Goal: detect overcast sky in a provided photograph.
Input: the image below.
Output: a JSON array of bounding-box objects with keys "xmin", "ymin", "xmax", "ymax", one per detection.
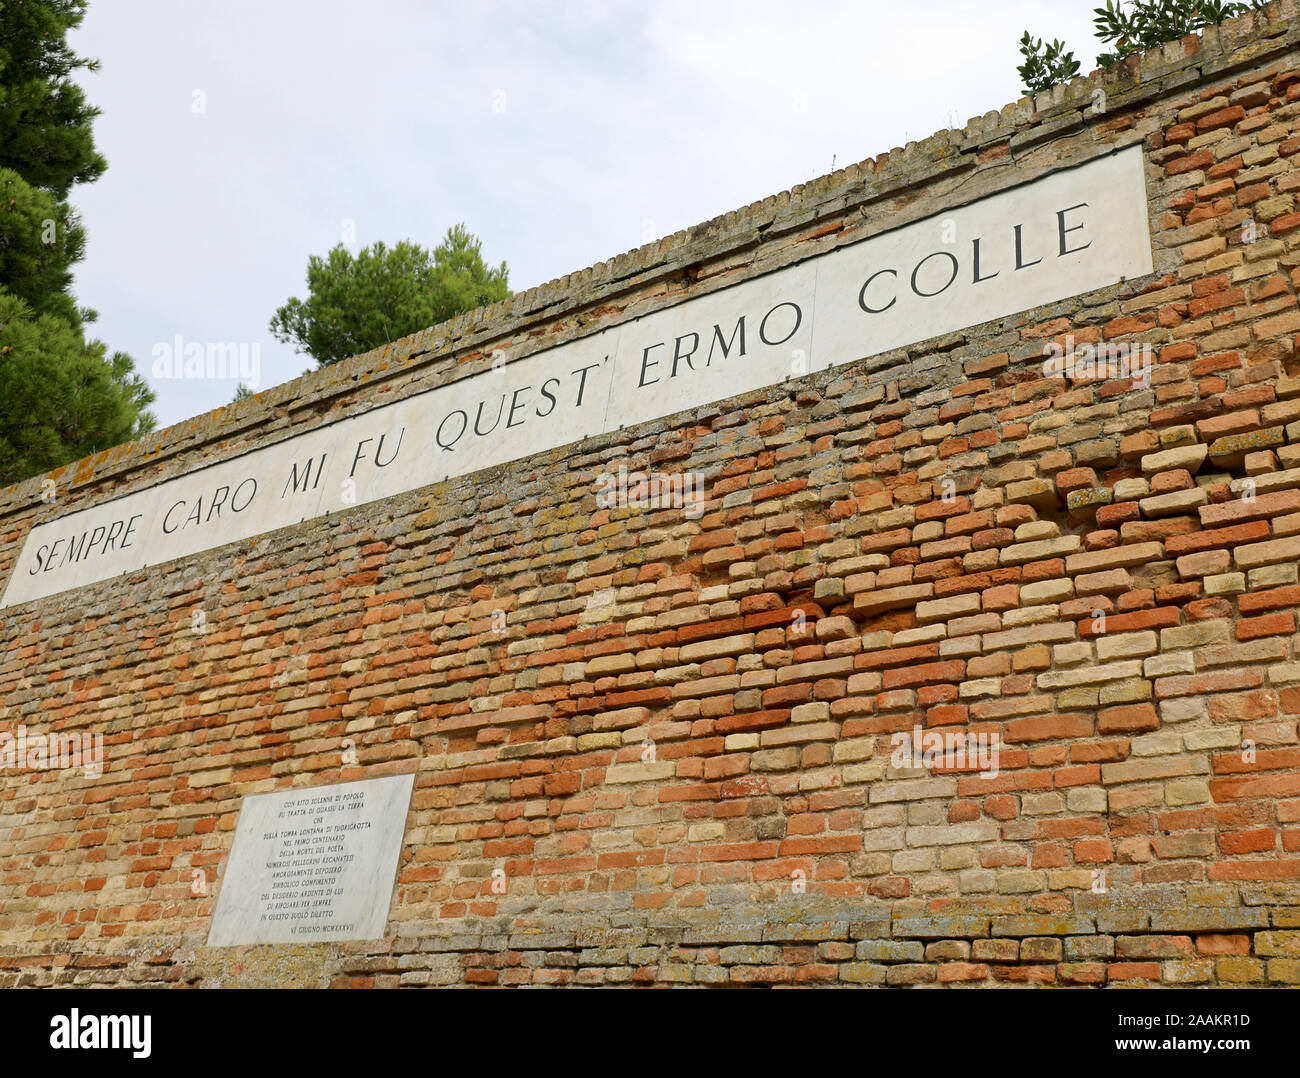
[{"xmin": 69, "ymin": 1, "xmax": 1103, "ymax": 428}]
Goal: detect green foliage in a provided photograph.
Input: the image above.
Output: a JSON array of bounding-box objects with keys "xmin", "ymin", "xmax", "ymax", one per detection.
[
  {"xmin": 232, "ymin": 381, "xmax": 253, "ymax": 402},
  {"xmin": 0, "ymin": 0, "xmax": 107, "ymax": 198},
  {"xmin": 1018, "ymin": 32, "xmax": 1081, "ymax": 95},
  {"xmin": 270, "ymin": 224, "xmax": 511, "ymax": 367},
  {"xmin": 0, "ymin": 166, "xmax": 85, "ymax": 325},
  {"xmin": 1093, "ymin": 0, "xmax": 1267, "ymax": 66},
  {"xmin": 0, "ymin": 290, "xmax": 155, "ymax": 486},
  {"xmin": 0, "ymin": 0, "xmax": 154, "ymax": 484},
  {"xmin": 1018, "ymin": 0, "xmax": 1268, "ymax": 95}
]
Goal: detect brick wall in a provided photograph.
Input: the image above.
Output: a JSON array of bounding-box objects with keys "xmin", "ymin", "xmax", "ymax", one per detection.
[{"xmin": 4, "ymin": 3, "xmax": 1300, "ymax": 988}]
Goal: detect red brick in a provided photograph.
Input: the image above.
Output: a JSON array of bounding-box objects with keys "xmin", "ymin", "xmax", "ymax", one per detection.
[
  {"xmin": 1099, "ymin": 704, "xmax": 1159, "ymax": 734},
  {"xmin": 1198, "ymin": 106, "xmax": 1246, "ymax": 133},
  {"xmin": 881, "ymin": 660, "xmax": 966, "ymax": 689},
  {"xmin": 1237, "ymin": 612, "xmax": 1296, "ymax": 641},
  {"xmin": 1004, "ymin": 714, "xmax": 1094, "ymax": 743},
  {"xmin": 1239, "ymin": 586, "xmax": 1300, "ymax": 615},
  {"xmin": 1165, "ymin": 520, "xmax": 1270, "ymax": 556},
  {"xmin": 1165, "ymin": 149, "xmax": 1213, "ymax": 176}
]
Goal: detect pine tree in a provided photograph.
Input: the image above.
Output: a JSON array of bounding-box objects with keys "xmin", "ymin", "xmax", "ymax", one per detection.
[
  {"xmin": 0, "ymin": 293, "xmax": 154, "ymax": 485},
  {"xmin": 0, "ymin": 166, "xmax": 85, "ymax": 326},
  {"xmin": 270, "ymin": 225, "xmax": 511, "ymax": 366},
  {"xmin": 0, "ymin": 0, "xmax": 107, "ymax": 198},
  {"xmin": 0, "ymin": 0, "xmax": 154, "ymax": 484}
]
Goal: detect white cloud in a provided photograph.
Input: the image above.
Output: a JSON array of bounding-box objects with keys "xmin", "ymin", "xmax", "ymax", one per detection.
[{"xmin": 67, "ymin": 0, "xmax": 1102, "ymax": 428}]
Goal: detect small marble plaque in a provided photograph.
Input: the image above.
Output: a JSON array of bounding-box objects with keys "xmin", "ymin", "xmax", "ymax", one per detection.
[{"xmin": 207, "ymin": 773, "xmax": 415, "ymax": 947}]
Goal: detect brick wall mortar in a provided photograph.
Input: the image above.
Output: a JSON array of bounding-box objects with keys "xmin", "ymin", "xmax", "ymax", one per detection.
[{"xmin": 4, "ymin": 6, "xmax": 1300, "ymax": 987}]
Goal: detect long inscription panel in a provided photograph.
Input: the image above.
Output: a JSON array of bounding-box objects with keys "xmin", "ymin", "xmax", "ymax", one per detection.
[{"xmin": 2, "ymin": 147, "xmax": 1153, "ymax": 607}]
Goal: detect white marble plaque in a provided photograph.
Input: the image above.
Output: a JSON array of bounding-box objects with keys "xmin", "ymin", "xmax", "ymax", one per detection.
[
  {"xmin": 1, "ymin": 146, "xmax": 1154, "ymax": 608},
  {"xmin": 207, "ymin": 773, "xmax": 414, "ymax": 947}
]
